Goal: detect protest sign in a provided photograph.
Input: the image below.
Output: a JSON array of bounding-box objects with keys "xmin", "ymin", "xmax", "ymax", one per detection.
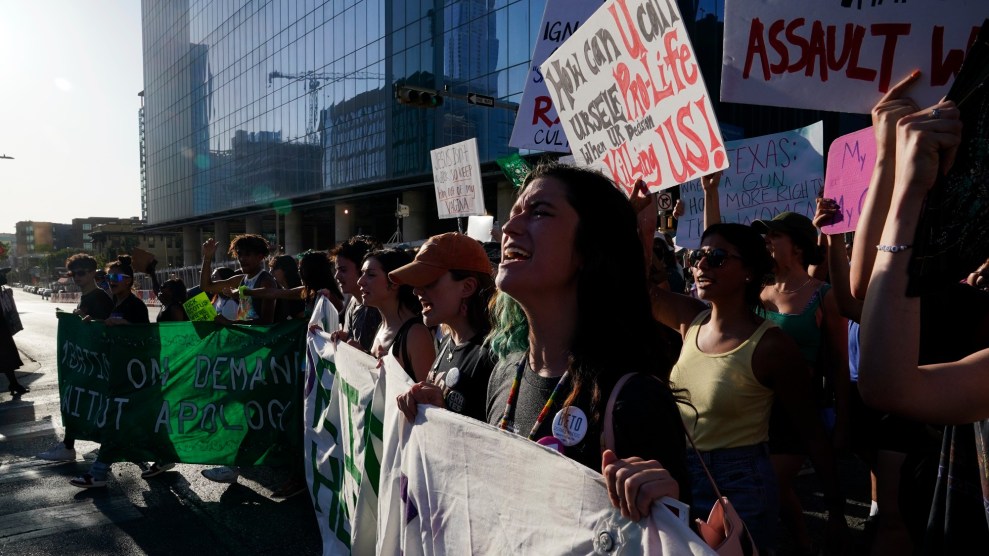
[
  {"xmin": 721, "ymin": 0, "xmax": 987, "ymax": 113},
  {"xmin": 509, "ymin": 0, "xmax": 606, "ymax": 152},
  {"xmin": 183, "ymin": 292, "xmax": 217, "ymax": 322},
  {"xmin": 676, "ymin": 122, "xmax": 824, "ymax": 249},
  {"xmin": 540, "ymin": 0, "xmax": 728, "ymax": 194},
  {"xmin": 56, "ymin": 313, "xmax": 305, "ymax": 466},
  {"xmin": 821, "ymin": 126, "xmax": 876, "ymax": 235},
  {"xmin": 431, "ymin": 138, "xmax": 485, "ymax": 219}
]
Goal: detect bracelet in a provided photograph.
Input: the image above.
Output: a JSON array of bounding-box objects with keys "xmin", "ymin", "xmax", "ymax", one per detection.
[{"xmin": 876, "ymin": 244, "xmax": 911, "ymax": 253}]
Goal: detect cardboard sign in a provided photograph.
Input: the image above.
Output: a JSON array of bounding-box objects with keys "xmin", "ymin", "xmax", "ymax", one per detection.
[
  {"xmin": 820, "ymin": 127, "xmax": 876, "ymax": 235},
  {"xmin": 722, "ymin": 0, "xmax": 987, "ymax": 113},
  {"xmin": 431, "ymin": 138, "xmax": 485, "ymax": 219},
  {"xmin": 541, "ymin": 0, "xmax": 728, "ymax": 194},
  {"xmin": 509, "ymin": 0, "xmax": 606, "ymax": 152},
  {"xmin": 466, "ymin": 215, "xmax": 494, "ymax": 243},
  {"xmin": 676, "ymin": 122, "xmax": 824, "ymax": 249},
  {"xmin": 183, "ymin": 292, "xmax": 217, "ymax": 322}
]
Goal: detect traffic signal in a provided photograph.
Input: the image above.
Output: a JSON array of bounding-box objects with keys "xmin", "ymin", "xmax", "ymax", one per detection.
[{"xmin": 395, "ymin": 85, "xmax": 443, "ymax": 108}]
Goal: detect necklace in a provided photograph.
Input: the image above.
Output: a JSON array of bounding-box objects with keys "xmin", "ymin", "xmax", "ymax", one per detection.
[
  {"xmin": 775, "ymin": 276, "xmax": 813, "ymax": 294},
  {"xmin": 497, "ymin": 352, "xmax": 570, "ymax": 440}
]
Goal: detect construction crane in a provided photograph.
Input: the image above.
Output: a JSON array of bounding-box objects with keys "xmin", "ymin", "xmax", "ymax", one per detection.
[{"xmin": 267, "ymin": 70, "xmax": 384, "ymax": 143}]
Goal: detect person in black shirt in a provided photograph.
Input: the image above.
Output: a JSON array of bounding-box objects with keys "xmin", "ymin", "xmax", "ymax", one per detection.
[
  {"xmin": 392, "ymin": 233, "xmax": 497, "ymax": 422},
  {"xmin": 70, "ymin": 255, "xmax": 161, "ymax": 488},
  {"xmin": 329, "ymin": 235, "xmax": 382, "ymax": 353},
  {"xmin": 38, "ymin": 254, "xmax": 115, "ymax": 462}
]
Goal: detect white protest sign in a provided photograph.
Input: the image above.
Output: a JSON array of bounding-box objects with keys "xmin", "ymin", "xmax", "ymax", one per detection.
[
  {"xmin": 466, "ymin": 215, "xmax": 494, "ymax": 242},
  {"xmin": 676, "ymin": 122, "xmax": 824, "ymax": 249},
  {"xmin": 431, "ymin": 138, "xmax": 485, "ymax": 219},
  {"xmin": 541, "ymin": 0, "xmax": 728, "ymax": 194},
  {"xmin": 509, "ymin": 0, "xmax": 606, "ymax": 153},
  {"xmin": 722, "ymin": 0, "xmax": 987, "ymax": 113}
]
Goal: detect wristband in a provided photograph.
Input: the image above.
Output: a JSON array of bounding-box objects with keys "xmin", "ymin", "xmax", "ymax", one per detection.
[{"xmin": 876, "ymin": 244, "xmax": 911, "ymax": 253}]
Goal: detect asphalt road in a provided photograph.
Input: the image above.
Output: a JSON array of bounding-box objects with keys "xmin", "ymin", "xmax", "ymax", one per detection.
[
  {"xmin": 1, "ymin": 287, "xmax": 876, "ymax": 555},
  {"xmin": 0, "ymin": 289, "xmax": 321, "ymax": 556}
]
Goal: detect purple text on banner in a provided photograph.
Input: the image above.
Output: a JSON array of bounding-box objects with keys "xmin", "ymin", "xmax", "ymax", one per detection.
[{"xmin": 821, "ymin": 127, "xmax": 876, "ymax": 235}]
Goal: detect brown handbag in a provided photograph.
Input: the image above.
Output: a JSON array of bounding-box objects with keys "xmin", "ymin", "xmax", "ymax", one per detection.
[{"xmin": 604, "ymin": 373, "xmax": 759, "ymax": 556}]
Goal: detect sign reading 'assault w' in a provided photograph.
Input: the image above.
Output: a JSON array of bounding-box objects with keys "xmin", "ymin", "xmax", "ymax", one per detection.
[{"xmin": 541, "ymin": 0, "xmax": 728, "ymax": 194}]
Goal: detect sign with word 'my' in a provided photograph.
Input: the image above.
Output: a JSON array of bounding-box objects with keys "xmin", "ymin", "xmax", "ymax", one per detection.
[
  {"xmin": 541, "ymin": 0, "xmax": 728, "ymax": 194},
  {"xmin": 431, "ymin": 138, "xmax": 485, "ymax": 219},
  {"xmin": 509, "ymin": 0, "xmax": 606, "ymax": 153},
  {"xmin": 821, "ymin": 126, "xmax": 876, "ymax": 235},
  {"xmin": 676, "ymin": 122, "xmax": 824, "ymax": 249},
  {"xmin": 722, "ymin": 0, "xmax": 987, "ymax": 113}
]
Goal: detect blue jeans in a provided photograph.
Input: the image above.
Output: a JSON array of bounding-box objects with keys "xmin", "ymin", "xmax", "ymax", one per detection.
[{"xmin": 687, "ymin": 442, "xmax": 779, "ymax": 553}]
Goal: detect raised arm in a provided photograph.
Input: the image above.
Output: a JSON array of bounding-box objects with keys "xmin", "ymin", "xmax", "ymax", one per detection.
[
  {"xmin": 857, "ymin": 101, "xmax": 989, "ymax": 424},
  {"xmin": 630, "ymin": 180, "xmax": 707, "ymax": 335},
  {"xmin": 813, "ymin": 198, "xmax": 863, "ymax": 321},
  {"xmin": 200, "ymin": 239, "xmax": 220, "ymax": 294},
  {"xmin": 701, "ymin": 171, "xmax": 722, "ymax": 232},
  {"xmin": 850, "ymin": 71, "xmax": 920, "ymax": 298},
  {"xmin": 240, "ymin": 285, "xmax": 307, "ymax": 300}
]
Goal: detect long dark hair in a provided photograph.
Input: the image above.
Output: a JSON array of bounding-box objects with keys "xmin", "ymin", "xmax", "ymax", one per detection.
[
  {"xmin": 299, "ymin": 250, "xmax": 342, "ymax": 302},
  {"xmin": 701, "ymin": 223, "xmax": 775, "ymax": 313},
  {"xmin": 269, "ymin": 254, "xmax": 303, "ymax": 288},
  {"xmin": 491, "ymin": 162, "xmax": 677, "ymax": 424},
  {"xmin": 364, "ymin": 249, "xmax": 421, "ymax": 315}
]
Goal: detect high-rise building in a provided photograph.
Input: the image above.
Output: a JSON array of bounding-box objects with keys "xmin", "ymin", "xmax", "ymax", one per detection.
[{"xmin": 140, "ymin": 0, "xmax": 543, "ymax": 264}]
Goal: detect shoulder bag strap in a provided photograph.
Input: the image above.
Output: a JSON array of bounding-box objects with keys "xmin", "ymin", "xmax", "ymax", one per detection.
[{"xmin": 603, "ymin": 372, "xmax": 639, "ymax": 453}]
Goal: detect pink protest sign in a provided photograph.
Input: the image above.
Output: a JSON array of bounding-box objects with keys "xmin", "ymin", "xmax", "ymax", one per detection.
[{"xmin": 821, "ymin": 127, "xmax": 876, "ymax": 235}]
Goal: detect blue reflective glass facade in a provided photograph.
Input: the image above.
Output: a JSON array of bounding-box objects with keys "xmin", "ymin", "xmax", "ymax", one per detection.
[{"xmin": 141, "ymin": 0, "xmax": 545, "ymax": 226}]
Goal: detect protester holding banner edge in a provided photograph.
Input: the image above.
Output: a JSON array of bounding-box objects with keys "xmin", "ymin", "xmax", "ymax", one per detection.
[
  {"xmin": 70, "ymin": 255, "xmax": 155, "ymax": 488},
  {"xmin": 328, "ymin": 234, "xmax": 383, "ymax": 353},
  {"xmin": 38, "ymin": 253, "xmax": 114, "ymax": 462},
  {"xmin": 482, "ymin": 162, "xmax": 691, "ymax": 524},
  {"xmin": 391, "ymin": 232, "xmax": 498, "ymax": 423},
  {"xmin": 357, "ymin": 248, "xmax": 435, "ymax": 381}
]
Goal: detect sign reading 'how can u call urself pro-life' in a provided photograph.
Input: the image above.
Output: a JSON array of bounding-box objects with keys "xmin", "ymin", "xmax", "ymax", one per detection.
[
  {"xmin": 721, "ymin": 0, "xmax": 987, "ymax": 114},
  {"xmin": 541, "ymin": 0, "xmax": 728, "ymax": 194}
]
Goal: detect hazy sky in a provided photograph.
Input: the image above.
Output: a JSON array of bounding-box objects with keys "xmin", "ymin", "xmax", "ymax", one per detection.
[{"xmin": 0, "ymin": 1, "xmax": 143, "ymax": 234}]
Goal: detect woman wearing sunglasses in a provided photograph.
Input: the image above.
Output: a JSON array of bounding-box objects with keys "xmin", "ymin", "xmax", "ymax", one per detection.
[
  {"xmin": 646, "ymin": 202, "xmax": 845, "ymax": 553},
  {"xmin": 70, "ymin": 255, "xmax": 168, "ymax": 488}
]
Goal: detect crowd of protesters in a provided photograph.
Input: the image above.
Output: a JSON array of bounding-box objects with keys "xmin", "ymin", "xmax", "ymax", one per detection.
[{"xmin": 2, "ymin": 71, "xmax": 986, "ymax": 555}]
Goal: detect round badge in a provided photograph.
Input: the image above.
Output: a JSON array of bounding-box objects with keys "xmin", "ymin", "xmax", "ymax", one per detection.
[
  {"xmin": 445, "ymin": 367, "xmax": 460, "ymax": 388},
  {"xmin": 551, "ymin": 407, "xmax": 588, "ymax": 446},
  {"xmin": 536, "ymin": 435, "xmax": 565, "ymax": 453},
  {"xmin": 445, "ymin": 390, "xmax": 465, "ymax": 413}
]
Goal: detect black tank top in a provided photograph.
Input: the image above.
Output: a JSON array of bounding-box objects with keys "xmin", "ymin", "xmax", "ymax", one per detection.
[{"xmin": 390, "ymin": 317, "xmax": 421, "ymax": 381}]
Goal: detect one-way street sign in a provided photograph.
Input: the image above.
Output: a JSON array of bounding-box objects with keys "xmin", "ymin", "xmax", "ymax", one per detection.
[{"xmin": 467, "ymin": 92, "xmax": 495, "ymax": 107}]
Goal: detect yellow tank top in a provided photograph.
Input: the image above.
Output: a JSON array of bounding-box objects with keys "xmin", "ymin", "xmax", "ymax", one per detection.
[{"xmin": 670, "ymin": 310, "xmax": 776, "ymax": 452}]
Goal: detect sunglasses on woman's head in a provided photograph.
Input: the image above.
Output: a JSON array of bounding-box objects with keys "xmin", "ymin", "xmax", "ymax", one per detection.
[
  {"xmin": 105, "ymin": 273, "xmax": 130, "ymax": 283},
  {"xmin": 689, "ymin": 248, "xmax": 741, "ymax": 269}
]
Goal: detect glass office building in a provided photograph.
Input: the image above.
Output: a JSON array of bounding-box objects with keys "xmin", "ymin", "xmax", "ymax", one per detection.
[{"xmin": 140, "ymin": 0, "xmax": 545, "ymax": 251}]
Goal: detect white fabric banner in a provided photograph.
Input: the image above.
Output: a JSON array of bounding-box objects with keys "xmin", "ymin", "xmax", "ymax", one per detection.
[
  {"xmin": 508, "ymin": 0, "xmax": 607, "ymax": 153},
  {"xmin": 721, "ymin": 0, "xmax": 988, "ymax": 113},
  {"xmin": 304, "ymin": 298, "xmax": 382, "ymax": 556},
  {"xmin": 376, "ymin": 356, "xmax": 716, "ymax": 556}
]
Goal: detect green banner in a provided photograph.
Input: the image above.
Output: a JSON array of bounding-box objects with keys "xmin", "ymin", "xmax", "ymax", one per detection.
[{"xmin": 56, "ymin": 312, "xmax": 306, "ymax": 466}]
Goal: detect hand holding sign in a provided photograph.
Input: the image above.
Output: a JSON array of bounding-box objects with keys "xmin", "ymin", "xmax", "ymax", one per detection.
[{"xmin": 872, "ymin": 71, "xmax": 922, "ymax": 156}]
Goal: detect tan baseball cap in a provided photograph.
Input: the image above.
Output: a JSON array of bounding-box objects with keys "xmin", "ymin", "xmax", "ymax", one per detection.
[{"xmin": 389, "ymin": 232, "xmax": 493, "ymax": 287}]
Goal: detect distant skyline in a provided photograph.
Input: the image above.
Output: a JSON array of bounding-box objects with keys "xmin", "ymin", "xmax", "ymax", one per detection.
[{"xmin": 0, "ymin": 1, "xmax": 144, "ymax": 234}]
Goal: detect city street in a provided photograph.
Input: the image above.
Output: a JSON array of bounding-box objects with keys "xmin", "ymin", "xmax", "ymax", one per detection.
[
  {"xmin": 0, "ymin": 287, "xmax": 877, "ymax": 555},
  {"xmin": 0, "ymin": 289, "xmax": 321, "ymax": 555}
]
